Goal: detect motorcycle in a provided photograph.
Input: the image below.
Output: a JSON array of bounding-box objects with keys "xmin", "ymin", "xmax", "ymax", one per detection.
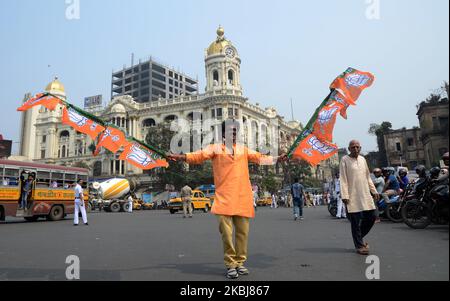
[
  {"xmin": 384, "ymin": 182, "xmax": 416, "ymax": 223},
  {"xmin": 402, "ymin": 167, "xmax": 449, "ymax": 229}
]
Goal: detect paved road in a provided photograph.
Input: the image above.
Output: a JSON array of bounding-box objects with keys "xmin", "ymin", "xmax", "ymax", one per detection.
[{"xmin": 0, "ymin": 206, "xmax": 448, "ymax": 281}]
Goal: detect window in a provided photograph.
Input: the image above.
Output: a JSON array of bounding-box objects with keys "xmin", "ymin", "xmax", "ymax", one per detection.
[
  {"xmin": 2, "ymin": 168, "xmax": 19, "ymax": 186},
  {"xmin": 213, "ymin": 71, "xmax": 219, "ymax": 82},
  {"xmin": 141, "ymin": 87, "xmax": 149, "ymax": 95},
  {"xmin": 228, "ymin": 70, "xmax": 234, "ymax": 84},
  {"xmin": 396, "ymin": 142, "xmax": 402, "ymax": 152},
  {"xmin": 152, "ymin": 72, "xmax": 166, "ymax": 82},
  {"xmin": 152, "ymin": 64, "xmax": 165, "ymax": 74},
  {"xmin": 36, "ymin": 171, "xmax": 51, "ymax": 188},
  {"xmin": 125, "ymin": 78, "xmax": 132, "ymax": 84},
  {"xmin": 169, "ymin": 79, "xmax": 173, "ymax": 85},
  {"xmin": 228, "ymin": 108, "xmax": 234, "ymax": 117},
  {"xmin": 211, "ymin": 109, "xmax": 216, "ymax": 118},
  {"xmin": 407, "ymin": 138, "xmax": 414, "ymax": 147},
  {"xmin": 133, "ymin": 75, "xmax": 139, "ymax": 81},
  {"xmin": 169, "ymin": 87, "xmax": 173, "ymax": 92},
  {"xmin": 51, "ymin": 172, "xmax": 64, "ymax": 188},
  {"xmin": 432, "ymin": 117, "xmax": 439, "ymax": 130},
  {"xmin": 234, "ymin": 108, "xmax": 239, "ymax": 116},
  {"xmin": 175, "ymin": 74, "xmax": 178, "ymax": 80},
  {"xmin": 42, "ymin": 135, "xmax": 46, "ymax": 143},
  {"xmin": 141, "ymin": 63, "xmax": 150, "ymax": 70},
  {"xmin": 142, "ymin": 118, "xmax": 156, "ymax": 127},
  {"xmin": 133, "ymin": 83, "xmax": 139, "ymax": 89},
  {"xmin": 175, "ymin": 81, "xmax": 178, "ymax": 87},
  {"xmin": 125, "ymin": 85, "xmax": 132, "ymax": 92},
  {"xmin": 41, "ymin": 150, "xmax": 46, "ymax": 159},
  {"xmin": 193, "ymin": 192, "xmax": 199, "ymax": 198},
  {"xmin": 152, "ymin": 80, "xmax": 166, "ymax": 90},
  {"xmin": 169, "ymin": 71, "xmax": 173, "ymax": 77},
  {"xmin": 141, "ymin": 80, "xmax": 149, "ymax": 87},
  {"xmin": 141, "ymin": 71, "xmax": 150, "ymax": 79},
  {"xmin": 439, "ymin": 117, "xmax": 449, "ymax": 131},
  {"xmin": 179, "ymin": 83, "xmax": 183, "ymax": 89},
  {"xmin": 217, "ymin": 108, "xmax": 223, "ymax": 118}
]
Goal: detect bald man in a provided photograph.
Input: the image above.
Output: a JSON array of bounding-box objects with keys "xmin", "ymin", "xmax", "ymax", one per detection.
[{"xmin": 339, "ymin": 140, "xmax": 379, "ymax": 255}]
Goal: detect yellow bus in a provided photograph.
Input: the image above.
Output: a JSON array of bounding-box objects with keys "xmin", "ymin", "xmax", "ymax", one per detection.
[{"xmin": 0, "ymin": 159, "xmax": 89, "ymax": 222}]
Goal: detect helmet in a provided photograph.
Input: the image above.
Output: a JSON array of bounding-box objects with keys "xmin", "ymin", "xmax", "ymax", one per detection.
[
  {"xmin": 398, "ymin": 168, "xmax": 408, "ymax": 176},
  {"xmin": 430, "ymin": 166, "xmax": 441, "ymax": 178},
  {"xmin": 415, "ymin": 165, "xmax": 427, "ymax": 178}
]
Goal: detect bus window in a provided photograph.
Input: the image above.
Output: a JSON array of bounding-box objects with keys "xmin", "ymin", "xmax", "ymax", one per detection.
[
  {"xmin": 64, "ymin": 173, "xmax": 76, "ymax": 188},
  {"xmin": 36, "ymin": 171, "xmax": 51, "ymax": 188},
  {"xmin": 51, "ymin": 172, "xmax": 64, "ymax": 188},
  {"xmin": 3, "ymin": 168, "xmax": 20, "ymax": 186}
]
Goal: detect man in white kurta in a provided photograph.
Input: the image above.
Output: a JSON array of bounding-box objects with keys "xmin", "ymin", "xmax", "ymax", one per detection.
[{"xmin": 340, "ymin": 140, "xmax": 379, "ymax": 255}]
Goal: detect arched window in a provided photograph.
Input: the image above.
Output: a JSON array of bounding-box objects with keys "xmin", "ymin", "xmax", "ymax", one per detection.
[
  {"xmin": 60, "ymin": 131, "xmax": 70, "ymax": 138},
  {"xmin": 228, "ymin": 70, "xmax": 234, "ymax": 85},
  {"xmin": 142, "ymin": 118, "xmax": 156, "ymax": 127},
  {"xmin": 164, "ymin": 115, "xmax": 178, "ymax": 124},
  {"xmin": 213, "ymin": 70, "xmax": 219, "ymax": 86}
]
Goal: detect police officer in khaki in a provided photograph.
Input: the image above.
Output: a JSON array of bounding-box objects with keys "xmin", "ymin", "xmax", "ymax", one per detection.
[{"xmin": 180, "ymin": 184, "xmax": 193, "ymax": 218}]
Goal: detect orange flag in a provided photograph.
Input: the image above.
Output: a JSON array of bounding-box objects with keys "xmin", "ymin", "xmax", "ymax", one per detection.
[
  {"xmin": 292, "ymin": 133, "xmax": 338, "ymax": 166},
  {"xmin": 330, "ymin": 68, "xmax": 375, "ymax": 105},
  {"xmin": 62, "ymin": 107, "xmax": 106, "ymax": 140},
  {"xmin": 17, "ymin": 93, "xmax": 62, "ymax": 112},
  {"xmin": 312, "ymin": 100, "xmax": 345, "ymax": 142},
  {"xmin": 94, "ymin": 127, "xmax": 127, "ymax": 155},
  {"xmin": 119, "ymin": 142, "xmax": 169, "ymax": 170}
]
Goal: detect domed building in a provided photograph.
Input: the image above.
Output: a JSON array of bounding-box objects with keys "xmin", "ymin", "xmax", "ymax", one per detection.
[{"xmin": 20, "ymin": 27, "xmax": 305, "ymax": 180}]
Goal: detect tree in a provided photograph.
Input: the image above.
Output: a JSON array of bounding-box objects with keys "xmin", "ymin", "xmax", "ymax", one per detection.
[
  {"xmin": 261, "ymin": 172, "xmax": 279, "ymax": 194},
  {"xmin": 368, "ymin": 121, "xmax": 392, "ymax": 167}
]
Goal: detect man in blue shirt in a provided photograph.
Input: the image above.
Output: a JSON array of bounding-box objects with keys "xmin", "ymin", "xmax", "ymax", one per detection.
[
  {"xmin": 291, "ymin": 178, "xmax": 307, "ymax": 221},
  {"xmin": 382, "ymin": 168, "xmax": 400, "ymax": 203},
  {"xmin": 397, "ymin": 169, "xmax": 409, "ymax": 190}
]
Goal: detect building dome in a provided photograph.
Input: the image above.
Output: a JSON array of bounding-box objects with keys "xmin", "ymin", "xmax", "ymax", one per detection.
[
  {"xmin": 206, "ymin": 26, "xmax": 235, "ymax": 56},
  {"xmin": 45, "ymin": 77, "xmax": 66, "ymax": 98},
  {"xmin": 111, "ymin": 103, "xmax": 126, "ymax": 114}
]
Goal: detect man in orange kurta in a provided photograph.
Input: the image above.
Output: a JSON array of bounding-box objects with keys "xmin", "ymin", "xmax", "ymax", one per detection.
[{"xmin": 170, "ymin": 120, "xmax": 284, "ymax": 279}]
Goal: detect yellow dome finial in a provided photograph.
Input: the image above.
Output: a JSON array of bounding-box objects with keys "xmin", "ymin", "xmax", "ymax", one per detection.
[
  {"xmin": 45, "ymin": 76, "xmax": 66, "ymax": 99},
  {"xmin": 217, "ymin": 25, "xmax": 224, "ymax": 38}
]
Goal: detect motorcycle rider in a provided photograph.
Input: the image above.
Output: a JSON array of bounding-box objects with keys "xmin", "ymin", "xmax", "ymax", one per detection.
[
  {"xmin": 398, "ymin": 168, "xmax": 409, "ymax": 191},
  {"xmin": 372, "ymin": 168, "xmax": 385, "ymax": 223},
  {"xmin": 382, "ymin": 167, "xmax": 401, "ymax": 203}
]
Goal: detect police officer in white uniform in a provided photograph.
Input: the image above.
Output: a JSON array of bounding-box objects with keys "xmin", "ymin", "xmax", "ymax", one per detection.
[
  {"xmin": 127, "ymin": 194, "xmax": 133, "ymax": 213},
  {"xmin": 74, "ymin": 179, "xmax": 88, "ymax": 226}
]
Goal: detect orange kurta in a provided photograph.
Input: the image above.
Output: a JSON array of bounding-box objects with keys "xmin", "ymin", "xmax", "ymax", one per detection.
[{"xmin": 186, "ymin": 144, "xmax": 274, "ymax": 218}]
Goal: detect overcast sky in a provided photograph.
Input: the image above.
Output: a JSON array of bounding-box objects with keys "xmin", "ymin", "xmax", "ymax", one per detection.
[{"xmin": 1, "ymin": 0, "xmax": 448, "ymax": 155}]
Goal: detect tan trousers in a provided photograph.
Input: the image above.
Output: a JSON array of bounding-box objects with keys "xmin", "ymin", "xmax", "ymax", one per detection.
[
  {"xmin": 182, "ymin": 198, "xmax": 193, "ymax": 217},
  {"xmin": 217, "ymin": 215, "xmax": 250, "ymax": 269}
]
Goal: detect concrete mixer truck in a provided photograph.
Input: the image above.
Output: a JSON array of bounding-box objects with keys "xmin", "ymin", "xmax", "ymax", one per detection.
[{"xmin": 91, "ymin": 178, "xmax": 135, "ymax": 213}]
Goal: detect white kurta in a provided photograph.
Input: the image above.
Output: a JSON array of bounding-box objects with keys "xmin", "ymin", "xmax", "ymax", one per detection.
[{"xmin": 339, "ymin": 155, "xmax": 377, "ymax": 213}]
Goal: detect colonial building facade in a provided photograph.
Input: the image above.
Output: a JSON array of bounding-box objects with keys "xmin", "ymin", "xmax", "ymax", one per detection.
[{"xmin": 19, "ymin": 27, "xmax": 303, "ymax": 178}]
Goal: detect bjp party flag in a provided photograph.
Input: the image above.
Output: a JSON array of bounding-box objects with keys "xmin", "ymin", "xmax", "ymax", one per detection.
[
  {"xmin": 330, "ymin": 67, "xmax": 375, "ymax": 105},
  {"xmin": 17, "ymin": 93, "xmax": 62, "ymax": 112},
  {"xmin": 119, "ymin": 142, "xmax": 169, "ymax": 170},
  {"xmin": 62, "ymin": 107, "xmax": 105, "ymax": 140},
  {"xmin": 94, "ymin": 126, "xmax": 127, "ymax": 155},
  {"xmin": 291, "ymin": 133, "xmax": 338, "ymax": 166}
]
